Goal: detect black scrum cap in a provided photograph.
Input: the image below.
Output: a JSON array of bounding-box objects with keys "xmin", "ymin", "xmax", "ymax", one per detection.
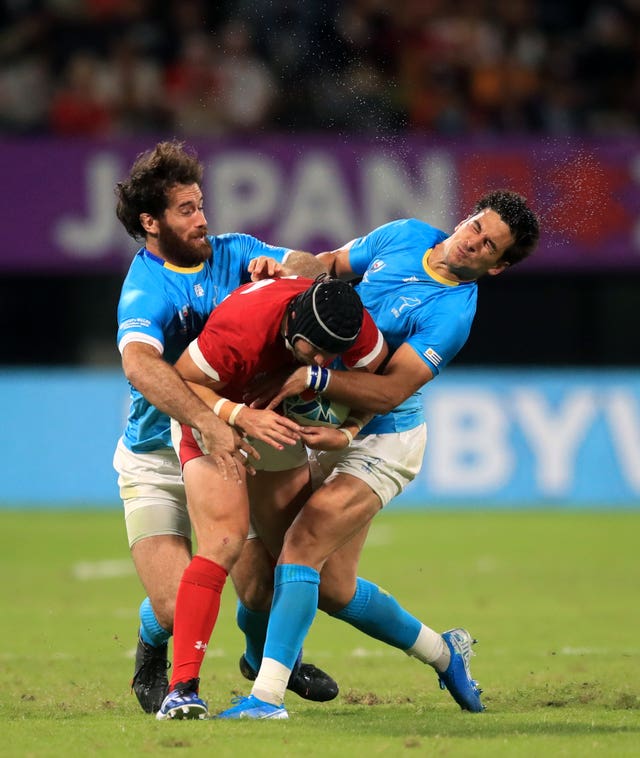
[{"xmin": 285, "ymin": 277, "xmax": 364, "ymax": 354}]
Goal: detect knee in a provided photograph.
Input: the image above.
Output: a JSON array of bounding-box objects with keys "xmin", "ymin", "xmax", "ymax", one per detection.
[{"xmin": 197, "ymin": 531, "xmax": 247, "ymax": 572}]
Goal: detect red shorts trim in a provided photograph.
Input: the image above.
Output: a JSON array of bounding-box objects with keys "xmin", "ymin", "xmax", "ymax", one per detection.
[{"xmin": 174, "ymin": 423, "xmax": 207, "ymax": 467}]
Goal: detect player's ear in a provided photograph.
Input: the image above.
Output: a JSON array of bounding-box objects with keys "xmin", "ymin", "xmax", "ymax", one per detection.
[
  {"xmin": 139, "ymin": 212, "xmax": 158, "ymax": 234},
  {"xmin": 487, "ymin": 260, "xmax": 510, "ymax": 276}
]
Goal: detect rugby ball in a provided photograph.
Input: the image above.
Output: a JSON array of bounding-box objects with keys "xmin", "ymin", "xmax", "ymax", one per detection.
[{"xmin": 282, "ymin": 390, "xmax": 349, "ymax": 427}]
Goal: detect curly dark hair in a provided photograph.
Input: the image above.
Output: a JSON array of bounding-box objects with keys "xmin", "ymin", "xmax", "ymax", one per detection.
[
  {"xmin": 115, "ymin": 140, "xmax": 203, "ymax": 241},
  {"xmin": 473, "ymin": 189, "xmax": 540, "ymax": 266}
]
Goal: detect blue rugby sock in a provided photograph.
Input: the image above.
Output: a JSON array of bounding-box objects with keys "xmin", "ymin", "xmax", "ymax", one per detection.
[
  {"xmin": 262, "ymin": 564, "xmax": 320, "ymax": 669},
  {"xmin": 236, "ymin": 600, "xmax": 269, "ymax": 673},
  {"xmin": 138, "ymin": 597, "xmax": 171, "ymax": 647},
  {"xmin": 331, "ymin": 578, "xmax": 421, "ymax": 649}
]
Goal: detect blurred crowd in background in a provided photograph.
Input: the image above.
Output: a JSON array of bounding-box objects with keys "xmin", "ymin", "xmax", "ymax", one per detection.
[{"xmin": 1, "ymin": 0, "xmax": 638, "ymax": 139}]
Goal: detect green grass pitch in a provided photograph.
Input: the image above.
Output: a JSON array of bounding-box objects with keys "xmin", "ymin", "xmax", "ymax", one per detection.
[{"xmin": 1, "ymin": 508, "xmax": 638, "ymax": 757}]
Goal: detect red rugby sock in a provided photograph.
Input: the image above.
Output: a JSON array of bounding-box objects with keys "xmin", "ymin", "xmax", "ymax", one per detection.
[{"xmin": 170, "ymin": 555, "xmax": 228, "ymax": 689}]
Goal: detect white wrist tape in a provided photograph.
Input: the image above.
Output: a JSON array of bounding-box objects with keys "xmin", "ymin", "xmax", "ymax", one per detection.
[{"xmin": 228, "ymin": 403, "xmax": 245, "ymax": 427}]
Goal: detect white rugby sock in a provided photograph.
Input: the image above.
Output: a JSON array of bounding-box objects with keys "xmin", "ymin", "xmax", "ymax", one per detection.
[
  {"xmin": 251, "ymin": 657, "xmax": 290, "ymax": 706},
  {"xmin": 405, "ymin": 624, "xmax": 450, "ymax": 673}
]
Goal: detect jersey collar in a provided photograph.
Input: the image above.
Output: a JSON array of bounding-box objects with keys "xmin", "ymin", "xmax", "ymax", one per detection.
[
  {"xmin": 143, "ymin": 248, "xmax": 205, "ymax": 273},
  {"xmin": 422, "ymin": 248, "xmax": 459, "ymax": 286}
]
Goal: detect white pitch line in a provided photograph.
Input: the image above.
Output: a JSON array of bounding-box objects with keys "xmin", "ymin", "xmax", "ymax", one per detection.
[
  {"xmin": 72, "ymin": 559, "xmax": 136, "ymax": 580},
  {"xmin": 350, "ymin": 647, "xmax": 390, "ymax": 658},
  {"xmin": 559, "ymin": 646, "xmax": 628, "ymax": 656}
]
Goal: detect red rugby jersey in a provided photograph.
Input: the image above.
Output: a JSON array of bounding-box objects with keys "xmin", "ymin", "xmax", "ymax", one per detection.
[{"xmin": 188, "ymin": 277, "xmax": 384, "ymax": 402}]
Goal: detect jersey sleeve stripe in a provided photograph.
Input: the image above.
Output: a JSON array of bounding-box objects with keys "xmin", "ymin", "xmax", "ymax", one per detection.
[
  {"xmin": 118, "ymin": 332, "xmax": 163, "ymax": 356},
  {"xmin": 350, "ymin": 329, "xmax": 386, "ymax": 369},
  {"xmin": 188, "ymin": 339, "xmax": 221, "ymax": 382}
]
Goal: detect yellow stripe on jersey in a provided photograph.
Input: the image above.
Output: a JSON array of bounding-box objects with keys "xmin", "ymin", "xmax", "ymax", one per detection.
[
  {"xmin": 163, "ymin": 261, "xmax": 205, "ymax": 274},
  {"xmin": 422, "ymin": 248, "xmax": 459, "ymax": 286}
]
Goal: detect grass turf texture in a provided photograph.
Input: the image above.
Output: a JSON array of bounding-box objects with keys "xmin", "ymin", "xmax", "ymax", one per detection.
[{"xmin": 1, "ymin": 509, "xmax": 638, "ymax": 757}]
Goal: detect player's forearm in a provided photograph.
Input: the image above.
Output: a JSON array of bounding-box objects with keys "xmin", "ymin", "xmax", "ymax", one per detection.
[
  {"xmin": 123, "ymin": 348, "xmax": 219, "ymax": 431},
  {"xmin": 320, "ymin": 343, "xmax": 432, "ymax": 414},
  {"xmin": 321, "ymin": 370, "xmax": 403, "ymax": 415},
  {"xmin": 316, "ymin": 249, "xmax": 355, "ymax": 280}
]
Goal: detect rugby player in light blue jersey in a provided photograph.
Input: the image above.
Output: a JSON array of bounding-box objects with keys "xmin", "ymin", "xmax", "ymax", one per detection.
[
  {"xmin": 217, "ymin": 190, "xmax": 540, "ymax": 719},
  {"xmin": 113, "ymin": 140, "xmax": 336, "ymax": 714}
]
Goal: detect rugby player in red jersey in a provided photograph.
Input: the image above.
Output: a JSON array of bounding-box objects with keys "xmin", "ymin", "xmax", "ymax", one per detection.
[{"xmin": 155, "ymin": 275, "xmax": 386, "ymax": 719}]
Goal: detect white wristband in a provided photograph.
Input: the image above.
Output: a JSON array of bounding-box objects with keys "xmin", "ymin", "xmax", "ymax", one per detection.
[
  {"xmin": 213, "ymin": 398, "xmax": 228, "ymax": 416},
  {"xmin": 345, "ymin": 415, "xmax": 365, "ymax": 431},
  {"xmin": 338, "ymin": 427, "xmax": 354, "ymax": 446},
  {"xmin": 228, "ymin": 403, "xmax": 245, "ymax": 427}
]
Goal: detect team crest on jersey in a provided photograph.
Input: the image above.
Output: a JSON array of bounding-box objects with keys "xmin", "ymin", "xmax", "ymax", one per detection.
[
  {"xmin": 424, "ymin": 347, "xmax": 442, "ymax": 366},
  {"xmin": 363, "ymin": 259, "xmax": 385, "ymax": 284},
  {"xmin": 194, "ymin": 283, "xmax": 204, "ymax": 297},
  {"xmin": 392, "ymin": 296, "xmax": 421, "ymax": 318}
]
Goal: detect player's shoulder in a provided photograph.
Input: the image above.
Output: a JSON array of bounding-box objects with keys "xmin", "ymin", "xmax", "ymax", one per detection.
[
  {"xmin": 209, "ymin": 232, "xmax": 280, "ymax": 264},
  {"xmin": 123, "ymin": 248, "xmax": 149, "ymax": 274},
  {"xmin": 210, "ymin": 231, "xmax": 244, "ymax": 245},
  {"xmin": 120, "ymin": 249, "xmax": 160, "ymax": 291},
  {"xmin": 124, "ymin": 248, "xmax": 179, "ymax": 279},
  {"xmin": 209, "ymin": 231, "xmax": 263, "ymax": 250},
  {"xmin": 396, "ymin": 218, "xmax": 447, "ymax": 241},
  {"xmin": 369, "ymin": 218, "xmax": 447, "ymax": 248}
]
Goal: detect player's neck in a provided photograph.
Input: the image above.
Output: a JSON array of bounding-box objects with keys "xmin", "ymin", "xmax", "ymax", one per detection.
[{"xmin": 428, "ymin": 243, "xmax": 465, "ymax": 283}]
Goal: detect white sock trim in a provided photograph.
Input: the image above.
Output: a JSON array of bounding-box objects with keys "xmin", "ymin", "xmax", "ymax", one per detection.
[
  {"xmin": 405, "ymin": 624, "xmax": 448, "ymax": 669},
  {"xmin": 251, "ymin": 657, "xmax": 291, "ymax": 706}
]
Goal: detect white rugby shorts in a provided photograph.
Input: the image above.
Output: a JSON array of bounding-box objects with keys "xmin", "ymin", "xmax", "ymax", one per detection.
[
  {"xmin": 113, "ymin": 437, "xmax": 190, "ymax": 547},
  {"xmin": 309, "ymin": 423, "xmax": 427, "ymax": 507}
]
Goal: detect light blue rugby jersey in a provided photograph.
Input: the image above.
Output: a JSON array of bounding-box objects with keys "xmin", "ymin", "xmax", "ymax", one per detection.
[
  {"xmin": 348, "ymin": 218, "xmax": 478, "ymax": 434},
  {"xmin": 117, "ymin": 233, "xmax": 288, "ymax": 453}
]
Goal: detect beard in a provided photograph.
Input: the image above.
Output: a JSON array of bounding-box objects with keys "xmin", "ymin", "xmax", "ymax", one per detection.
[{"xmin": 156, "ymin": 221, "xmax": 211, "ymax": 267}]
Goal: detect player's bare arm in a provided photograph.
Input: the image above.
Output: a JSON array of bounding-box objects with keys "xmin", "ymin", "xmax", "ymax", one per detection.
[
  {"xmin": 246, "ymin": 320, "xmax": 388, "ymax": 411},
  {"xmin": 122, "ymin": 341, "xmax": 250, "ymax": 477},
  {"xmin": 185, "ymin": 380, "xmax": 259, "ymax": 468},
  {"xmin": 174, "ymin": 348, "xmax": 303, "ymax": 451},
  {"xmin": 315, "ymin": 247, "xmax": 355, "ymax": 280},
  {"xmin": 122, "ymin": 341, "xmax": 231, "ymax": 443},
  {"xmin": 249, "ymin": 250, "xmax": 329, "ymax": 281},
  {"xmin": 299, "ymin": 411, "xmax": 374, "ymax": 451},
  {"xmin": 264, "ymin": 343, "xmax": 433, "ymax": 415}
]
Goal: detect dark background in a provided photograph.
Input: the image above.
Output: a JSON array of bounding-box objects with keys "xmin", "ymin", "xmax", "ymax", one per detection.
[
  {"xmin": 2, "ymin": 271, "xmax": 639, "ymax": 368},
  {"xmin": 2, "ymin": 0, "xmax": 638, "ymax": 368}
]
